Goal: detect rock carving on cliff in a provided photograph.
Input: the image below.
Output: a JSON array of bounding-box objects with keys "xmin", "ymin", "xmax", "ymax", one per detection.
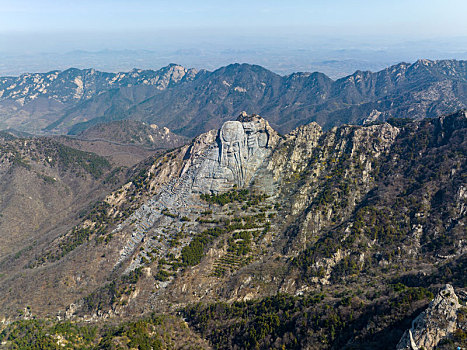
[
  {"xmin": 192, "ymin": 112, "xmax": 277, "ymax": 193},
  {"xmin": 115, "ymin": 113, "xmax": 277, "ymax": 271}
]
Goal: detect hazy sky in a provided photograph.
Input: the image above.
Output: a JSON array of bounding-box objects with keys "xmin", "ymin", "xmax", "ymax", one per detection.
[{"xmin": 1, "ymin": 0, "xmax": 467, "ymax": 53}]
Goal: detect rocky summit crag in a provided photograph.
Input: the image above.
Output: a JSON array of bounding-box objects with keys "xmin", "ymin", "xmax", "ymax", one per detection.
[
  {"xmin": 191, "ymin": 112, "xmax": 279, "ymax": 193},
  {"xmin": 397, "ymin": 284, "xmax": 461, "ymax": 350},
  {"xmin": 0, "ymin": 111, "xmax": 466, "ymax": 349},
  {"xmin": 110, "ymin": 113, "xmax": 278, "ymax": 274}
]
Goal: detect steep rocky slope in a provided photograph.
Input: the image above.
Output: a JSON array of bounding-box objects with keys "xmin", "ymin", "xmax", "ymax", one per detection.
[
  {"xmin": 397, "ymin": 284, "xmax": 462, "ymax": 350},
  {"xmin": 0, "ymin": 111, "xmax": 465, "ymax": 349},
  {"xmin": 1, "ymin": 60, "xmax": 467, "ymax": 137}
]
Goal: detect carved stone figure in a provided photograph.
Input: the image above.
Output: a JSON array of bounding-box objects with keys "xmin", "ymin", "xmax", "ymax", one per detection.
[{"xmin": 192, "ymin": 113, "xmax": 277, "ymax": 193}]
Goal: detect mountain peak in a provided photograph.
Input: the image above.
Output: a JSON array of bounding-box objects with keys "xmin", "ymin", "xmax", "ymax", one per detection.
[{"xmin": 236, "ymin": 111, "xmax": 261, "ymax": 122}]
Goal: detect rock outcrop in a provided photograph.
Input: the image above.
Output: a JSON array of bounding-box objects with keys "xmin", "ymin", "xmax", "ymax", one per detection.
[
  {"xmin": 1, "ymin": 110, "xmax": 465, "ymax": 350},
  {"xmin": 114, "ymin": 113, "xmax": 278, "ymax": 271},
  {"xmin": 397, "ymin": 284, "xmax": 461, "ymax": 350},
  {"xmin": 192, "ymin": 112, "xmax": 278, "ymax": 193}
]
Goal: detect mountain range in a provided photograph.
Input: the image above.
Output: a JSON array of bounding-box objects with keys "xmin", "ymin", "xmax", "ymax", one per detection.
[
  {"xmin": 1, "ymin": 59, "xmax": 466, "ymax": 138},
  {"xmin": 0, "ymin": 108, "xmax": 465, "ymax": 349}
]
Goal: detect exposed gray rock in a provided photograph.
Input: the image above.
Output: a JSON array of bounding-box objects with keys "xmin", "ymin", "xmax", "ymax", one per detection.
[
  {"xmin": 397, "ymin": 284, "xmax": 460, "ymax": 350},
  {"xmin": 115, "ymin": 113, "xmax": 278, "ymax": 271},
  {"xmin": 192, "ymin": 112, "xmax": 278, "ymax": 193}
]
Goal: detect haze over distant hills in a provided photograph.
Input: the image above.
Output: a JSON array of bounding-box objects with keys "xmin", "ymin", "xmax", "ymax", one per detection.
[
  {"xmin": 2, "ymin": 34, "xmax": 467, "ymax": 77},
  {"xmin": 1, "ymin": 59, "xmax": 466, "ymax": 137},
  {"xmin": 0, "ymin": 48, "xmax": 395, "ymax": 78}
]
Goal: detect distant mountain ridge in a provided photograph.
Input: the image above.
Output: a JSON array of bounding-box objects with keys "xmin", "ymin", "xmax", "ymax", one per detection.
[
  {"xmin": 0, "ymin": 64, "xmax": 200, "ymax": 133},
  {"xmin": 0, "ymin": 64, "xmax": 198, "ymax": 104},
  {"xmin": 0, "ymin": 59, "xmax": 466, "ymax": 137}
]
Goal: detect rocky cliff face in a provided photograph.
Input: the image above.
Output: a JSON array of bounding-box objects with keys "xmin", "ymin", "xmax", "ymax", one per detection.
[
  {"xmin": 0, "ymin": 111, "xmax": 465, "ymax": 349},
  {"xmin": 112, "ymin": 113, "xmax": 279, "ymax": 273},
  {"xmin": 397, "ymin": 284, "xmax": 462, "ymax": 350},
  {"xmin": 191, "ymin": 113, "xmax": 279, "ymax": 193}
]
